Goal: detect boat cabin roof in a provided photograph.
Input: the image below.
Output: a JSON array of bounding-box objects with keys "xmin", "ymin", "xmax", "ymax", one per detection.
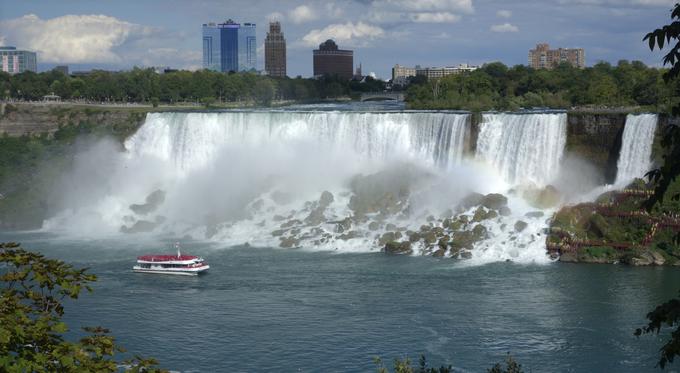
[{"xmin": 137, "ymin": 254, "xmax": 200, "ymax": 262}]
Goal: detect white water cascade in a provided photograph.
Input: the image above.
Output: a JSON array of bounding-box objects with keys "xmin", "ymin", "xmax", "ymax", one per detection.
[
  {"xmin": 476, "ymin": 113, "xmax": 567, "ymax": 186},
  {"xmin": 126, "ymin": 112, "xmax": 470, "ymax": 173},
  {"xmin": 614, "ymin": 114, "xmax": 658, "ymax": 186},
  {"xmin": 44, "ymin": 110, "xmax": 560, "ymax": 265}
]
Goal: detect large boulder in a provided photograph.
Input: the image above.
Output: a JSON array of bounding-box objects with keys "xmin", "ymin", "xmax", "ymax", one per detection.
[
  {"xmin": 279, "ymin": 236, "xmax": 300, "ymax": 248},
  {"xmin": 514, "ymin": 221, "xmax": 528, "ymax": 232},
  {"xmin": 319, "ymin": 191, "xmax": 334, "ymax": 207},
  {"xmin": 379, "ymin": 231, "xmax": 403, "ymax": 246},
  {"xmin": 129, "ymin": 190, "xmax": 166, "ymax": 215},
  {"xmin": 481, "ymin": 193, "xmax": 508, "ymax": 210},
  {"xmin": 384, "ymin": 241, "xmax": 413, "ymax": 255},
  {"xmin": 523, "ymin": 185, "xmax": 561, "ymax": 209},
  {"xmin": 459, "ymin": 193, "xmax": 484, "ymax": 210},
  {"xmin": 304, "ymin": 206, "xmax": 326, "ymax": 226},
  {"xmin": 335, "ymin": 217, "xmax": 352, "ymax": 233}
]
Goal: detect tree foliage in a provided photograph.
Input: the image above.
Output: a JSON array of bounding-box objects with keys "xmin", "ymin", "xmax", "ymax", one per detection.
[
  {"xmin": 636, "ymin": 3, "xmax": 680, "ymax": 370},
  {"xmin": 0, "ymin": 69, "xmax": 384, "ymax": 107},
  {"xmin": 0, "ymin": 242, "xmax": 166, "ymax": 372},
  {"xmin": 405, "ymin": 61, "xmax": 671, "ymax": 111},
  {"xmin": 374, "ymin": 354, "xmax": 523, "ymax": 373}
]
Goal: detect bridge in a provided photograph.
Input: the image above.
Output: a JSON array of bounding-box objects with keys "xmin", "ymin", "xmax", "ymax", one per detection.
[{"xmin": 360, "ymin": 92, "xmax": 405, "ymax": 102}]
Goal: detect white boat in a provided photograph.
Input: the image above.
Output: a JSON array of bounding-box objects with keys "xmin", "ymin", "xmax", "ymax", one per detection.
[{"xmin": 133, "ymin": 244, "xmax": 209, "ymax": 276}]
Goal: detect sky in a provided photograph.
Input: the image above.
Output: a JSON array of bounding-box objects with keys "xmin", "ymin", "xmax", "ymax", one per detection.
[{"xmin": 0, "ymin": 0, "xmax": 676, "ymax": 79}]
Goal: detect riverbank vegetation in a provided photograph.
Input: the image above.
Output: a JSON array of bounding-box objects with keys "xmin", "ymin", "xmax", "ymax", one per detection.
[
  {"xmin": 406, "ymin": 61, "xmax": 674, "ymax": 112},
  {"xmin": 0, "ymin": 242, "xmax": 166, "ymax": 372},
  {"xmin": 0, "ymin": 69, "xmax": 385, "ymax": 107}
]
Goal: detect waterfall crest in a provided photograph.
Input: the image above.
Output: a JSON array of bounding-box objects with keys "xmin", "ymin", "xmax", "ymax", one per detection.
[
  {"xmin": 125, "ymin": 112, "xmax": 470, "ymax": 173},
  {"xmin": 475, "ymin": 113, "xmax": 567, "ymax": 186},
  {"xmin": 614, "ymin": 114, "xmax": 658, "ymax": 186}
]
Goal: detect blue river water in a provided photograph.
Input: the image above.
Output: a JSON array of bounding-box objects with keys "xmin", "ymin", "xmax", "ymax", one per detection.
[{"xmin": 3, "ymin": 231, "xmax": 679, "ymax": 372}]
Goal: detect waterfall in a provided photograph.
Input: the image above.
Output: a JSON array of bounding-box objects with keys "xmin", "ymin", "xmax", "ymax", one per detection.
[
  {"xmin": 475, "ymin": 113, "xmax": 567, "ymax": 186},
  {"xmin": 44, "ymin": 110, "xmax": 558, "ymax": 264},
  {"xmin": 614, "ymin": 114, "xmax": 658, "ymax": 186},
  {"xmin": 125, "ymin": 112, "xmax": 469, "ymax": 174}
]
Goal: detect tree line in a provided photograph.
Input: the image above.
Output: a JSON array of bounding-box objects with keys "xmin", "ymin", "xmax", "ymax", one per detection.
[
  {"xmin": 0, "ymin": 69, "xmax": 386, "ymax": 107},
  {"xmin": 405, "ymin": 60, "xmax": 673, "ymax": 112}
]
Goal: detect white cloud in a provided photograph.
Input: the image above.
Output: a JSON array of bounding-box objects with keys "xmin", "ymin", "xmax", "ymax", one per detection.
[
  {"xmin": 289, "ymin": 5, "xmax": 317, "ymax": 24},
  {"xmin": 374, "ymin": 0, "xmax": 474, "ymax": 13},
  {"xmin": 496, "ymin": 10, "xmax": 512, "ymax": 18},
  {"xmin": 367, "ymin": 0, "xmax": 473, "ymax": 23},
  {"xmin": 0, "ymin": 14, "xmax": 154, "ymax": 63},
  {"xmin": 301, "ymin": 22, "xmax": 385, "ymax": 47},
  {"xmin": 410, "ymin": 12, "xmax": 461, "ymax": 23},
  {"xmin": 490, "ymin": 23, "xmax": 519, "ymax": 32}
]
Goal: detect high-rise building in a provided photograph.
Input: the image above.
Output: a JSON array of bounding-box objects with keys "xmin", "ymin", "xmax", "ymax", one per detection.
[
  {"xmin": 238, "ymin": 23, "xmax": 257, "ymax": 72},
  {"xmin": 313, "ymin": 39, "xmax": 353, "ymax": 80},
  {"xmin": 529, "ymin": 43, "xmax": 585, "ymax": 69},
  {"xmin": 0, "ymin": 46, "xmax": 37, "ymax": 74},
  {"xmin": 202, "ymin": 23, "xmax": 222, "ymax": 71},
  {"xmin": 392, "ymin": 64, "xmax": 416, "ymax": 82},
  {"xmin": 202, "ymin": 19, "xmax": 254, "ymax": 73},
  {"xmin": 265, "ymin": 22, "xmax": 286, "ymax": 78}
]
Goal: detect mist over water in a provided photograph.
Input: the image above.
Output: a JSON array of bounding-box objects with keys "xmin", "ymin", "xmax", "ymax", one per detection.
[{"xmin": 40, "ymin": 107, "xmax": 659, "ymax": 264}]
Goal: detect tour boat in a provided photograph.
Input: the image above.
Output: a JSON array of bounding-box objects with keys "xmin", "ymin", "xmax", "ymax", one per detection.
[{"xmin": 133, "ymin": 244, "xmax": 209, "ymax": 276}]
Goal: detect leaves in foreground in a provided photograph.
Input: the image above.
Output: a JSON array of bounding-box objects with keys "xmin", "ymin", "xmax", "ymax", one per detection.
[
  {"xmin": 373, "ymin": 353, "xmax": 523, "ymax": 373},
  {"xmin": 637, "ymin": 3, "xmax": 680, "ymax": 370},
  {"xmin": 0, "ymin": 242, "xmax": 167, "ymax": 372}
]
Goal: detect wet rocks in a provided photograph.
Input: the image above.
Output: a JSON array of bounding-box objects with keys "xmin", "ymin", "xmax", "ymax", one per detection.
[
  {"xmin": 481, "ymin": 193, "xmax": 508, "ymax": 210},
  {"xmin": 523, "ymin": 185, "xmax": 561, "ymax": 209},
  {"xmin": 319, "ymin": 191, "xmax": 334, "ymax": 207},
  {"xmin": 525, "ymin": 211, "xmax": 545, "ymax": 219},
  {"xmin": 384, "ymin": 241, "xmax": 413, "ymax": 255},
  {"xmin": 129, "ymin": 190, "xmax": 165, "ymax": 215},
  {"xmin": 514, "ymin": 221, "xmax": 528, "ymax": 232},
  {"xmin": 379, "ymin": 231, "xmax": 403, "ymax": 246},
  {"xmin": 279, "ymin": 236, "xmax": 300, "ymax": 248},
  {"xmin": 335, "ymin": 217, "xmax": 352, "ymax": 233},
  {"xmin": 120, "ymin": 219, "xmax": 158, "ymax": 233}
]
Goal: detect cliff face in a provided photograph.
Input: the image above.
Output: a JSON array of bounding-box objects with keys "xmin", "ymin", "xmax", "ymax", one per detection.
[
  {"xmin": 565, "ymin": 112, "xmax": 627, "ymax": 184},
  {"xmin": 0, "ymin": 103, "xmax": 148, "ymax": 139},
  {"xmin": 0, "ymin": 104, "xmax": 149, "ymax": 230}
]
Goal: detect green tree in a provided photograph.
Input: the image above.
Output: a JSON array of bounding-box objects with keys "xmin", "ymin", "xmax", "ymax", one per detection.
[
  {"xmin": 635, "ymin": 3, "xmax": 680, "ymax": 369},
  {"xmin": 0, "ymin": 242, "xmax": 166, "ymax": 372},
  {"xmin": 374, "ymin": 354, "xmax": 522, "ymax": 373},
  {"xmin": 252, "ymin": 79, "xmax": 275, "ymax": 106}
]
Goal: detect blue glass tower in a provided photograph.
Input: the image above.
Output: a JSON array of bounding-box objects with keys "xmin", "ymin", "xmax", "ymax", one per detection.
[
  {"xmin": 220, "ymin": 20, "xmax": 239, "ymax": 72},
  {"xmin": 202, "ymin": 24, "xmax": 221, "ymax": 71},
  {"xmin": 202, "ymin": 20, "xmax": 255, "ymax": 73},
  {"xmin": 238, "ymin": 23, "xmax": 257, "ymax": 72}
]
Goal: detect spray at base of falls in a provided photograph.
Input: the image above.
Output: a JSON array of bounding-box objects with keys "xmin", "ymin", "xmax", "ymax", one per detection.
[{"xmin": 43, "ymin": 111, "xmax": 570, "ymax": 265}]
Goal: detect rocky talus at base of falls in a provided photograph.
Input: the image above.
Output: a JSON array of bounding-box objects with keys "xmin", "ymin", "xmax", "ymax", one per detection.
[{"xmin": 547, "ymin": 179, "xmax": 680, "ymax": 266}]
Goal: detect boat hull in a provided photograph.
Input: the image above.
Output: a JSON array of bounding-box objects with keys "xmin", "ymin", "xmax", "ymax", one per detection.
[{"xmin": 132, "ymin": 265, "xmax": 210, "ymax": 276}]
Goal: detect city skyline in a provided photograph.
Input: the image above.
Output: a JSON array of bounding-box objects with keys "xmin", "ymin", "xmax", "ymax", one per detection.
[{"xmin": 0, "ymin": 0, "xmax": 675, "ymax": 79}]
